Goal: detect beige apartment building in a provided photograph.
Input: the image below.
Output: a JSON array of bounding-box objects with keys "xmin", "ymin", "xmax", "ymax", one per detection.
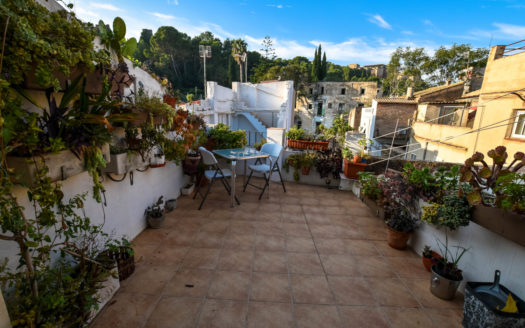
[
  {"xmin": 294, "ymin": 81, "xmax": 381, "ymax": 133},
  {"xmin": 408, "ymin": 44, "xmax": 525, "ymax": 163}
]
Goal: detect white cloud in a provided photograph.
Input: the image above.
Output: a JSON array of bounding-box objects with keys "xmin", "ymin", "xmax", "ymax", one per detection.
[
  {"xmin": 469, "ymin": 23, "xmax": 525, "ymax": 41},
  {"xmin": 367, "ymin": 14, "xmax": 392, "ymax": 30},
  {"xmin": 90, "ymin": 2, "xmax": 122, "ymax": 12},
  {"xmin": 267, "ymin": 4, "xmax": 284, "ymax": 9},
  {"xmin": 492, "ymin": 23, "xmax": 525, "ymax": 39},
  {"xmin": 172, "ymin": 0, "xmax": 179, "ymax": 5},
  {"xmin": 402, "ymin": 30, "xmax": 414, "ymax": 35},
  {"xmin": 423, "ymin": 19, "xmax": 433, "ymax": 26},
  {"xmin": 73, "ymin": 2, "xmax": 436, "ymax": 65},
  {"xmin": 150, "ymin": 12, "xmax": 176, "ymax": 20}
]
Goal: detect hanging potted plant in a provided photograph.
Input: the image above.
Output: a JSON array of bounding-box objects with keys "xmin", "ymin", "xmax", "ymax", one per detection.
[
  {"xmin": 146, "ymin": 196, "xmax": 165, "ymax": 229},
  {"xmin": 300, "ymin": 152, "xmax": 316, "ymax": 176},
  {"xmin": 430, "ymin": 236, "xmax": 469, "ymax": 300}
]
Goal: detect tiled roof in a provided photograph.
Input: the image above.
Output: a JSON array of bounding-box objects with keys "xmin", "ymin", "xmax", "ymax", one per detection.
[
  {"xmin": 460, "ymin": 89, "xmax": 481, "ymax": 98},
  {"xmin": 413, "ymin": 81, "xmax": 464, "ymax": 96},
  {"xmin": 375, "ymin": 97, "xmax": 417, "ymax": 104}
]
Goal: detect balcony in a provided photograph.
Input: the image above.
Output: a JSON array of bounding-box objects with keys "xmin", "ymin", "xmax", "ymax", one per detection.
[{"xmin": 90, "ymin": 179, "xmax": 463, "ymax": 328}]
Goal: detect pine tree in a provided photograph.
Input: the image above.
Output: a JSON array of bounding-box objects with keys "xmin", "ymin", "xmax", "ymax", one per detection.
[
  {"xmin": 311, "ymin": 47, "xmax": 318, "ymax": 82},
  {"xmin": 321, "ymin": 52, "xmax": 327, "ymax": 80}
]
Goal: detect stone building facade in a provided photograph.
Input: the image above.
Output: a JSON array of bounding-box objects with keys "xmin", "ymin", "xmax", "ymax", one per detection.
[{"xmin": 294, "ymin": 81, "xmax": 381, "ymax": 133}]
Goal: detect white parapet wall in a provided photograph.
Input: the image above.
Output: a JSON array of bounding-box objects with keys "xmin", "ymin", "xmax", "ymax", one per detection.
[
  {"xmin": 410, "ymin": 220, "xmax": 525, "ymax": 299},
  {"xmin": 0, "ymin": 162, "xmax": 185, "ymax": 273}
]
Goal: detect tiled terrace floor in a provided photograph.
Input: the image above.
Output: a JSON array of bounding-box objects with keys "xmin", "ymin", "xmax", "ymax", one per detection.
[{"xmin": 91, "ymin": 178, "xmax": 464, "ymax": 328}]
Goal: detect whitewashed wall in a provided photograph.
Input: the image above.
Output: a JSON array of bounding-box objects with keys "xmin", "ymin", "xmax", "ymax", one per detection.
[
  {"xmin": 410, "ymin": 220, "xmax": 525, "ymax": 299},
  {"xmin": 0, "ymin": 163, "xmax": 185, "ymax": 272}
]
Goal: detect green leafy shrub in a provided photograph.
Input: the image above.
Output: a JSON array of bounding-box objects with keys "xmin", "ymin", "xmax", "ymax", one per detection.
[
  {"xmin": 421, "ymin": 193, "xmax": 471, "ymax": 230},
  {"xmin": 357, "ymin": 172, "xmax": 383, "ymax": 201},
  {"xmin": 342, "ymin": 147, "xmax": 353, "ymax": 160},
  {"xmin": 0, "ymin": 0, "xmax": 109, "ymax": 90},
  {"xmin": 285, "ymin": 127, "xmax": 308, "ymax": 140},
  {"xmin": 207, "ymin": 123, "xmax": 247, "ymax": 149},
  {"xmin": 494, "ymin": 172, "xmax": 525, "ymax": 214}
]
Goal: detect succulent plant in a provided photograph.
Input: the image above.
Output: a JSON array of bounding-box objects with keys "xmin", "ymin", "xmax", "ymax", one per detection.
[{"xmin": 460, "ymin": 146, "xmax": 524, "ymax": 208}]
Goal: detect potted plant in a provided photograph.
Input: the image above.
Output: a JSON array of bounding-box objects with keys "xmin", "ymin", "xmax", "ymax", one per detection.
[
  {"xmin": 181, "ymin": 183, "xmax": 195, "ymax": 195},
  {"xmin": 460, "ymin": 147, "xmax": 525, "ymax": 247},
  {"xmin": 300, "ymin": 152, "xmax": 316, "ymax": 175},
  {"xmin": 430, "ymin": 236, "xmax": 469, "ymax": 300},
  {"xmin": 254, "ymin": 138, "xmax": 267, "ymax": 151},
  {"xmin": 422, "ymin": 245, "xmax": 442, "ymax": 272},
  {"xmin": 384, "ymin": 203, "xmax": 419, "ymax": 249},
  {"xmin": 342, "ymin": 146, "xmax": 366, "ymax": 179},
  {"xmin": 357, "ymin": 172, "xmax": 385, "ymax": 218},
  {"xmin": 421, "ymin": 193, "xmax": 472, "ymax": 230},
  {"xmin": 149, "ymin": 146, "xmax": 166, "ymax": 168},
  {"xmin": 283, "ymin": 153, "xmax": 302, "ymax": 181},
  {"xmin": 146, "ymin": 196, "xmax": 165, "ymax": 229}
]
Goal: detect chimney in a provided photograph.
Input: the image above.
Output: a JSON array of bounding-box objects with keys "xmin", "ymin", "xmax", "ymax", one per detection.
[
  {"xmin": 406, "ymin": 87, "xmax": 413, "ymax": 99},
  {"xmin": 446, "ymin": 78, "xmax": 452, "ymax": 86}
]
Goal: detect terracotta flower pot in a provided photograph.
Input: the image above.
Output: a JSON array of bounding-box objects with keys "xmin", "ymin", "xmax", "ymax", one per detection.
[
  {"xmin": 422, "ymin": 251, "xmax": 442, "ymax": 272},
  {"xmin": 386, "ymin": 226, "xmax": 412, "ymax": 250},
  {"xmin": 301, "ymin": 166, "xmax": 311, "ymax": 175},
  {"xmin": 353, "ymin": 154, "xmax": 362, "ymax": 163},
  {"xmin": 343, "ymin": 158, "xmax": 367, "ymax": 179},
  {"xmin": 163, "ymin": 95, "xmax": 177, "ymax": 108}
]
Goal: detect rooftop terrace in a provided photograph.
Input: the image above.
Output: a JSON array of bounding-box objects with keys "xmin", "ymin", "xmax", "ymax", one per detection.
[{"xmin": 90, "ymin": 179, "xmax": 463, "ymax": 328}]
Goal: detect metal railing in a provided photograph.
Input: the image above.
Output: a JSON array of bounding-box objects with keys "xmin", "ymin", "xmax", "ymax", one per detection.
[{"xmin": 503, "ymin": 39, "xmax": 525, "ymax": 57}]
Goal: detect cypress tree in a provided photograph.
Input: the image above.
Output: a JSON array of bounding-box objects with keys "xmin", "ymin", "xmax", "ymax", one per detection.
[
  {"xmin": 315, "ymin": 44, "xmax": 323, "ymax": 81},
  {"xmin": 321, "ymin": 52, "xmax": 327, "ymax": 80},
  {"xmin": 227, "ymin": 55, "xmax": 236, "ymax": 87},
  {"xmin": 311, "ymin": 47, "xmax": 318, "ymax": 82}
]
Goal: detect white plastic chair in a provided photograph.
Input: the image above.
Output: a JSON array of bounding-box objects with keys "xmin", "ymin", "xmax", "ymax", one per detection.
[
  {"xmin": 193, "ymin": 147, "xmax": 240, "ymax": 210},
  {"xmin": 243, "ymin": 143, "xmax": 286, "ymax": 199}
]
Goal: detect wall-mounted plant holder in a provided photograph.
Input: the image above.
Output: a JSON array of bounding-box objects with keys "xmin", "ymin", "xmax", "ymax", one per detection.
[
  {"xmin": 104, "ymin": 152, "xmax": 148, "ymax": 185},
  {"xmin": 7, "ymin": 144, "xmax": 110, "ymax": 186}
]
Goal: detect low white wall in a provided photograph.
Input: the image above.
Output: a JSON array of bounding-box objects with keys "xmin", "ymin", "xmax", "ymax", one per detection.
[
  {"xmin": 0, "ymin": 162, "xmax": 185, "ymax": 272},
  {"xmin": 410, "ymin": 220, "xmax": 525, "ymax": 299}
]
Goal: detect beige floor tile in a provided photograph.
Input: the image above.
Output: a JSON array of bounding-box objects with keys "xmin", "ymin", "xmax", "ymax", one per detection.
[
  {"xmin": 387, "ymin": 257, "xmax": 430, "ymax": 278},
  {"xmin": 425, "ymin": 308, "xmax": 463, "ymax": 328},
  {"xmin": 354, "ymin": 256, "xmax": 397, "ymax": 277},
  {"xmin": 366, "ymin": 278, "xmax": 419, "ymax": 307},
  {"xmin": 192, "ymin": 231, "xmax": 226, "ymax": 248},
  {"xmin": 291, "ymin": 274, "xmax": 334, "ymax": 304},
  {"xmin": 282, "ymin": 212, "xmax": 307, "ymax": 223},
  {"xmin": 373, "ymin": 241, "xmax": 419, "ymax": 258},
  {"xmin": 200, "ymin": 220, "xmax": 230, "ymax": 233},
  {"xmin": 344, "ymin": 239, "xmax": 381, "ymax": 256},
  {"xmin": 181, "ymin": 248, "xmax": 220, "ymax": 269},
  {"xmin": 197, "ymin": 299, "xmax": 248, "ymax": 328},
  {"xmin": 255, "ymin": 234, "xmax": 286, "ymax": 251},
  {"xmin": 288, "ymin": 253, "xmax": 324, "ymax": 274},
  {"xmin": 403, "ymin": 278, "xmax": 464, "ymax": 309},
  {"xmin": 133, "ymin": 229, "xmax": 169, "ymax": 246},
  {"xmin": 146, "ymin": 246, "xmax": 188, "ymax": 266},
  {"xmin": 208, "ymin": 271, "xmax": 251, "ymax": 300},
  {"xmin": 120, "ymin": 265, "xmax": 175, "ymax": 295},
  {"xmin": 320, "ymin": 254, "xmax": 360, "ymax": 276},
  {"xmin": 164, "ymin": 269, "xmax": 213, "ymax": 297},
  {"xmin": 327, "ymin": 276, "xmax": 377, "ymax": 305},
  {"xmin": 250, "ymin": 272, "xmax": 291, "ymax": 302},
  {"xmin": 132, "ymin": 244, "xmax": 158, "ymax": 266},
  {"xmin": 254, "ymin": 222, "xmax": 284, "ymax": 236},
  {"xmin": 217, "ymin": 249, "xmax": 253, "ymax": 272},
  {"xmin": 282, "ymin": 223, "xmax": 311, "ymax": 236},
  {"xmin": 382, "ymin": 307, "xmax": 434, "ymax": 328},
  {"xmin": 359, "ymin": 225, "xmax": 387, "ymax": 241},
  {"xmin": 338, "ymin": 306, "xmax": 389, "ymax": 328},
  {"xmin": 315, "ymin": 238, "xmax": 348, "ymax": 254},
  {"xmin": 253, "ymin": 251, "xmax": 288, "ymax": 273},
  {"xmin": 223, "ymin": 232, "xmax": 255, "ymax": 250},
  {"xmin": 247, "ymin": 302, "xmax": 294, "ymax": 328},
  {"xmin": 91, "ymin": 292, "xmax": 157, "ymax": 328},
  {"xmin": 294, "ymin": 304, "xmax": 343, "ymax": 328},
  {"xmin": 286, "ymin": 236, "xmax": 317, "ymax": 253},
  {"xmin": 165, "ymin": 230, "xmax": 198, "ymax": 246},
  {"xmin": 145, "ymin": 296, "xmax": 202, "ymax": 328}
]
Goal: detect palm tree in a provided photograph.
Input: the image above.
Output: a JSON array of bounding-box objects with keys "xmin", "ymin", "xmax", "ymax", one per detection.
[{"xmin": 232, "ymin": 39, "xmax": 247, "ymax": 82}]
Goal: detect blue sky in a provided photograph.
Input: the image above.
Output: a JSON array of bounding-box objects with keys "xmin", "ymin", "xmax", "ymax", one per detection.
[{"xmin": 71, "ymin": 0, "xmax": 525, "ymax": 65}]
